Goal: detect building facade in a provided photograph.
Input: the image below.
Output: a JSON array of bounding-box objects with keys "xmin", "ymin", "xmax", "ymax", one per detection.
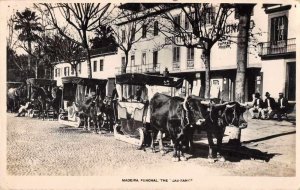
[
  {"xmin": 53, "ymin": 3, "xmax": 297, "ymax": 102},
  {"xmin": 257, "ymin": 4, "xmax": 296, "ymax": 101},
  {"xmin": 53, "ymin": 46, "xmax": 120, "ymax": 96}
]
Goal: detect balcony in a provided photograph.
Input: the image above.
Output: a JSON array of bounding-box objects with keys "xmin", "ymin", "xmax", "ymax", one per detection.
[
  {"xmin": 172, "ymin": 62, "xmax": 180, "ymax": 71},
  {"xmin": 258, "ymin": 38, "xmax": 296, "ymax": 60},
  {"xmin": 144, "ymin": 63, "xmax": 160, "ymax": 73},
  {"xmin": 187, "ymin": 60, "xmax": 194, "ymax": 69},
  {"xmin": 116, "ymin": 64, "xmax": 160, "ymax": 75}
]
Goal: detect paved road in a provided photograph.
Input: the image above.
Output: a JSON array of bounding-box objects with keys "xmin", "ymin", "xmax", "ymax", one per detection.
[{"xmin": 6, "ymin": 112, "xmax": 296, "ymax": 176}]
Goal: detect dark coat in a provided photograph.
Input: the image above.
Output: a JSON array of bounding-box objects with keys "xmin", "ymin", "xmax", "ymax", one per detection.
[
  {"xmin": 253, "ymin": 98, "xmax": 264, "ymax": 108},
  {"xmin": 278, "ymin": 97, "xmax": 288, "ymax": 111},
  {"xmin": 264, "ymin": 97, "xmax": 276, "ymax": 109}
]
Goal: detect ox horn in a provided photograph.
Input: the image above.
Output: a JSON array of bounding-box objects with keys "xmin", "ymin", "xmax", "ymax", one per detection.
[
  {"xmin": 200, "ymin": 100, "xmax": 210, "ymax": 105},
  {"xmin": 183, "ymin": 95, "xmax": 188, "ymax": 111},
  {"xmin": 226, "ymin": 104, "xmax": 235, "ymax": 108}
]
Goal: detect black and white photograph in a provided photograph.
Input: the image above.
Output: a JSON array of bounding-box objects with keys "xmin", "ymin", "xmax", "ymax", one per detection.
[{"xmin": 0, "ymin": 1, "xmax": 299, "ymax": 189}]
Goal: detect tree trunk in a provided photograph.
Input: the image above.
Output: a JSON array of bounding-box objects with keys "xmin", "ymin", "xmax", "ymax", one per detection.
[
  {"xmin": 228, "ymin": 4, "xmax": 255, "ymax": 148},
  {"xmin": 86, "ymin": 49, "xmax": 92, "ymax": 79},
  {"xmin": 202, "ymin": 49, "xmax": 211, "ymax": 99},
  {"xmin": 83, "ymin": 32, "xmax": 92, "ymax": 79},
  {"xmin": 121, "ymin": 52, "xmax": 129, "ymax": 74},
  {"xmin": 235, "ymin": 4, "xmax": 254, "ymax": 103},
  {"xmin": 28, "ymin": 41, "xmax": 32, "ymax": 69},
  {"xmin": 35, "ymin": 60, "xmax": 38, "ymax": 79},
  {"xmin": 75, "ymin": 66, "xmax": 78, "ymax": 77}
]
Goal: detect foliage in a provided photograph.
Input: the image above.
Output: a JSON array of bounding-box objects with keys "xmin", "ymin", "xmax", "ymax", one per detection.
[{"xmin": 90, "ymin": 25, "xmax": 118, "ymax": 50}]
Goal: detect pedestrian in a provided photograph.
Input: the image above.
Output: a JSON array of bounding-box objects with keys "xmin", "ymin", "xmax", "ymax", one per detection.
[
  {"xmin": 276, "ymin": 92, "xmax": 289, "ymax": 121},
  {"xmin": 249, "ymin": 92, "xmax": 264, "ymax": 119},
  {"xmin": 111, "ymin": 84, "xmax": 119, "ymax": 123},
  {"xmin": 260, "ymin": 92, "xmax": 276, "ymax": 119},
  {"xmin": 135, "ymin": 86, "xmax": 142, "ymax": 102}
]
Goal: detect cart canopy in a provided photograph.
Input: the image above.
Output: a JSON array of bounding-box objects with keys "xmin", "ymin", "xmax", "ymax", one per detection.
[
  {"xmin": 61, "ymin": 77, "xmax": 108, "ymax": 103},
  {"xmin": 62, "ymin": 76, "xmax": 107, "ymax": 87},
  {"xmin": 26, "ymin": 78, "xmax": 57, "ymax": 87}
]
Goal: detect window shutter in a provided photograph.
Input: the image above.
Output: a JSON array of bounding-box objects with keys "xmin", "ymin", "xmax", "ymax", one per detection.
[{"xmin": 283, "ymin": 16, "xmax": 288, "ymax": 40}]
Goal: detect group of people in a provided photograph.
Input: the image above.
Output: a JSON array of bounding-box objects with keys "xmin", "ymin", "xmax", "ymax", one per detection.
[{"xmin": 249, "ymin": 92, "xmax": 288, "ymax": 121}]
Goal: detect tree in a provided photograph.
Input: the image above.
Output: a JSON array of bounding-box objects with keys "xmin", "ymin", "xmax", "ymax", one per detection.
[
  {"xmin": 90, "ymin": 25, "xmax": 118, "ymax": 50},
  {"xmin": 234, "ymin": 4, "xmax": 256, "ymax": 103},
  {"xmin": 111, "ymin": 5, "xmax": 152, "ymax": 74},
  {"xmin": 13, "ymin": 8, "xmax": 43, "ymax": 73},
  {"xmin": 157, "ymin": 3, "xmax": 233, "ymax": 98},
  {"xmin": 40, "ymin": 3, "xmax": 112, "ymax": 79},
  {"xmin": 228, "ymin": 4, "xmax": 256, "ymax": 147}
]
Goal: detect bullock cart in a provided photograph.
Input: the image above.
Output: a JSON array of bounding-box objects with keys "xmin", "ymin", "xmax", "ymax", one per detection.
[
  {"xmin": 58, "ymin": 77, "xmax": 107, "ymax": 128},
  {"xmin": 26, "ymin": 78, "xmax": 57, "ymax": 118},
  {"xmin": 113, "ymin": 73, "xmax": 184, "ymax": 147}
]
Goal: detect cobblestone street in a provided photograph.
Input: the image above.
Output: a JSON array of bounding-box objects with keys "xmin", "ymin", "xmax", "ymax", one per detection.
[{"xmin": 7, "ymin": 112, "xmax": 296, "ymax": 176}]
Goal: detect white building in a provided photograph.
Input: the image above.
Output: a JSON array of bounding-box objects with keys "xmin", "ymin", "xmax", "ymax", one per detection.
[
  {"xmin": 256, "ymin": 4, "xmax": 297, "ymax": 101},
  {"xmin": 53, "ymin": 3, "xmax": 297, "ymax": 102},
  {"xmin": 53, "ymin": 47, "xmax": 120, "ymax": 96}
]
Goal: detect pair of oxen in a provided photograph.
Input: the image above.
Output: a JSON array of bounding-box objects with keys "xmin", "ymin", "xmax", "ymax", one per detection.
[
  {"xmin": 76, "ymin": 95, "xmax": 114, "ymax": 133},
  {"xmin": 148, "ymin": 93, "xmax": 248, "ymax": 162}
]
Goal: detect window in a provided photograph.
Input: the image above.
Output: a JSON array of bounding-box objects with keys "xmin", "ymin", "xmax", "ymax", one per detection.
[
  {"xmin": 131, "ymin": 28, "xmax": 135, "ymax": 41},
  {"xmin": 55, "ymin": 68, "xmax": 58, "ymax": 77},
  {"xmin": 153, "ymin": 51, "xmax": 158, "ymax": 67},
  {"xmin": 142, "ymin": 52, "xmax": 146, "ymax": 65},
  {"xmin": 142, "ymin": 25, "xmax": 147, "ymax": 38},
  {"xmin": 77, "ymin": 63, "xmax": 81, "ymax": 74},
  {"xmin": 121, "ymin": 57, "xmax": 126, "ymax": 66},
  {"xmin": 121, "ymin": 30, "xmax": 126, "ymax": 43},
  {"xmin": 172, "ymin": 46, "xmax": 180, "ymax": 62},
  {"xmin": 185, "ymin": 12, "xmax": 195, "ymax": 30},
  {"xmin": 64, "ymin": 67, "xmax": 69, "ymax": 76},
  {"xmin": 131, "ymin": 55, "xmax": 135, "ymax": 66},
  {"xmin": 203, "ymin": 6, "xmax": 215, "ymax": 24},
  {"xmin": 270, "ymin": 16, "xmax": 288, "ymax": 43},
  {"xmin": 71, "ymin": 67, "xmax": 75, "ymax": 75},
  {"xmin": 187, "ymin": 47, "xmax": 194, "ymax": 60},
  {"xmin": 154, "ymin": 21, "xmax": 159, "ymax": 36},
  {"xmin": 57, "ymin": 68, "xmax": 60, "ymax": 77},
  {"xmin": 93, "ymin": 60, "xmax": 97, "ymax": 72},
  {"xmin": 174, "ymin": 15, "xmax": 181, "ymax": 32},
  {"xmin": 100, "ymin": 60, "xmax": 104, "ymax": 71}
]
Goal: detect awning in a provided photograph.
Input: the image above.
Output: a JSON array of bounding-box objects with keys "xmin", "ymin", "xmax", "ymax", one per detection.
[{"xmin": 116, "ymin": 73, "xmax": 183, "ymax": 88}]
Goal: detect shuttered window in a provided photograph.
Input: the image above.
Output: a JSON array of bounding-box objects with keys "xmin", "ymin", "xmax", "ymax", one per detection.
[{"xmin": 270, "ymin": 16, "xmax": 288, "ymax": 43}]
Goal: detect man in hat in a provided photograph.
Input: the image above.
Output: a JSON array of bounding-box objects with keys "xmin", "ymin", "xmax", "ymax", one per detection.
[
  {"xmin": 249, "ymin": 92, "xmax": 264, "ymax": 119},
  {"xmin": 276, "ymin": 92, "xmax": 289, "ymax": 121},
  {"xmin": 260, "ymin": 92, "xmax": 276, "ymax": 119}
]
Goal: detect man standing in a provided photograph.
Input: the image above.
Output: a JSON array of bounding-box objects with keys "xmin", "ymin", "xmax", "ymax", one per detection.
[
  {"xmin": 249, "ymin": 93, "xmax": 264, "ymax": 119},
  {"xmin": 277, "ymin": 92, "xmax": 289, "ymax": 121},
  {"xmin": 260, "ymin": 92, "xmax": 276, "ymax": 119}
]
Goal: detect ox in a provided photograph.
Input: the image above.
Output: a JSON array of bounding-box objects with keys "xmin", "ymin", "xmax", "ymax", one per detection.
[
  {"xmin": 183, "ymin": 96, "xmax": 248, "ymax": 162},
  {"xmin": 150, "ymin": 93, "xmax": 187, "ymax": 161},
  {"xmin": 150, "ymin": 93, "xmax": 248, "ymax": 162}
]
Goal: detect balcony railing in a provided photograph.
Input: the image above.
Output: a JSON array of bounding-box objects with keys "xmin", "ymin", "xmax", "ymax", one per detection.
[
  {"xmin": 144, "ymin": 63, "xmax": 160, "ymax": 73},
  {"xmin": 187, "ymin": 59, "xmax": 194, "ymax": 69},
  {"xmin": 116, "ymin": 64, "xmax": 160, "ymax": 74},
  {"xmin": 258, "ymin": 38, "xmax": 296, "ymax": 57},
  {"xmin": 172, "ymin": 62, "xmax": 180, "ymax": 71}
]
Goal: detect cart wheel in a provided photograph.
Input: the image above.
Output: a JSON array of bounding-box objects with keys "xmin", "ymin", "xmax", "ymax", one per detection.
[
  {"xmin": 75, "ymin": 116, "xmax": 82, "ymax": 128},
  {"xmin": 58, "ymin": 114, "xmax": 63, "ymax": 121},
  {"xmin": 137, "ymin": 128, "xmax": 145, "ymax": 147}
]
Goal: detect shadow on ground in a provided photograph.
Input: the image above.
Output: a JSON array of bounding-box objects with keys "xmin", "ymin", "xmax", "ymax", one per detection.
[{"xmin": 188, "ymin": 143, "xmax": 278, "ymax": 162}]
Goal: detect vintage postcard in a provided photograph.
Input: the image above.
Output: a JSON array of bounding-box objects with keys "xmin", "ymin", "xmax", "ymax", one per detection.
[{"xmin": 0, "ymin": 0, "xmax": 299, "ymax": 189}]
